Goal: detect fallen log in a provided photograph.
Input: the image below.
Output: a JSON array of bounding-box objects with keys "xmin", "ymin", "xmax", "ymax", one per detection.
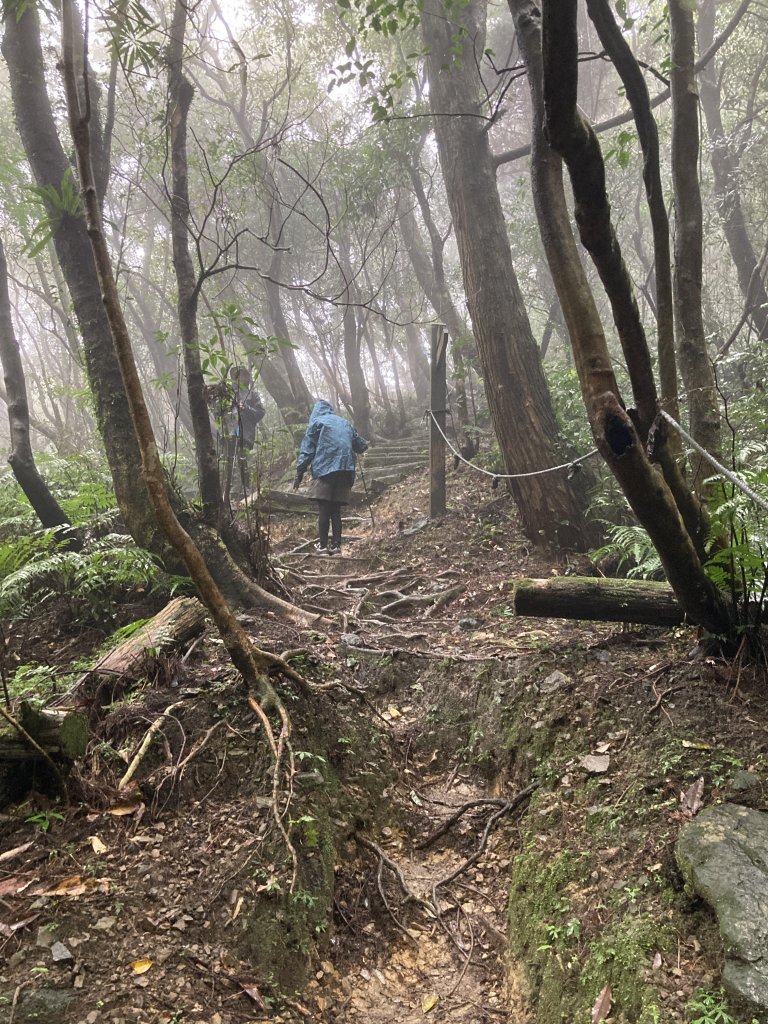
[
  {"xmin": 91, "ymin": 596, "xmax": 207, "ymax": 679},
  {"xmin": 0, "ymin": 598, "xmax": 207, "ymax": 807},
  {"xmin": 512, "ymin": 577, "xmax": 686, "ymax": 626}
]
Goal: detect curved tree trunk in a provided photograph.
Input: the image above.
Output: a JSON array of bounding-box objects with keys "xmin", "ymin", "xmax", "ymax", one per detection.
[
  {"xmin": 422, "ymin": 0, "xmax": 592, "ymax": 550},
  {"xmin": 2, "ymin": 5, "xmax": 308, "ymax": 620},
  {"xmin": 527, "ymin": 0, "xmax": 732, "ymax": 635},
  {"xmin": 2, "ymin": 7, "xmax": 161, "ymax": 550},
  {"xmin": 585, "ymin": 0, "xmax": 681, "ymax": 438},
  {"xmin": 0, "ymin": 235, "xmax": 70, "ymax": 530}
]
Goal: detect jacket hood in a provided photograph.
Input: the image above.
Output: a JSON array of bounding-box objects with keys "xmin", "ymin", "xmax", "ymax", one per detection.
[{"xmin": 309, "ymin": 400, "xmax": 334, "ymax": 422}]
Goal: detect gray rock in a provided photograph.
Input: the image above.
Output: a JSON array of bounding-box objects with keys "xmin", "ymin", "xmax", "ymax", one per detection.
[
  {"xmin": 16, "ymin": 988, "xmax": 75, "ymax": 1023},
  {"xmin": 539, "ymin": 670, "xmax": 570, "ymax": 694},
  {"xmin": 458, "ymin": 617, "xmax": 480, "ymax": 630},
  {"xmin": 50, "ymin": 941, "xmax": 74, "ymax": 963},
  {"xmin": 676, "ymin": 802, "xmax": 768, "ymax": 1012},
  {"xmin": 731, "ymin": 770, "xmax": 761, "ymax": 793}
]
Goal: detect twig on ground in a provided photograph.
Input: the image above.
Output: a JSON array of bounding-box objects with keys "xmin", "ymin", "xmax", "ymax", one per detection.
[
  {"xmin": 431, "ymin": 782, "xmax": 539, "ymax": 908},
  {"xmin": 248, "ymin": 696, "xmax": 299, "ymax": 891},
  {"xmin": 446, "ymin": 910, "xmax": 475, "ymax": 997},
  {"xmin": 424, "ymin": 584, "xmax": 466, "ymax": 618},
  {"xmin": 355, "ymin": 834, "xmax": 432, "ymax": 930},
  {"xmin": 118, "ymin": 701, "xmax": 185, "ymax": 790},
  {"xmin": 382, "ymin": 584, "xmax": 465, "ymax": 615},
  {"xmin": 417, "ymin": 797, "xmax": 510, "ymax": 849}
]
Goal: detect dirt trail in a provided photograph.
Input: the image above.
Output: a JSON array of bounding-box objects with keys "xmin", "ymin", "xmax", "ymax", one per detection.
[{"xmin": 331, "ymin": 766, "xmax": 515, "ymax": 1024}]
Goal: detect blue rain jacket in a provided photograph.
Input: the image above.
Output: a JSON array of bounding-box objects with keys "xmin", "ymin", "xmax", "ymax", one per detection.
[{"xmin": 297, "ymin": 401, "xmax": 368, "ymax": 479}]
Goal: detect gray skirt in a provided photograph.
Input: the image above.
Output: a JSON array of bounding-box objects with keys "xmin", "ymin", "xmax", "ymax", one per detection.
[{"xmin": 307, "ymin": 470, "xmax": 355, "ymax": 504}]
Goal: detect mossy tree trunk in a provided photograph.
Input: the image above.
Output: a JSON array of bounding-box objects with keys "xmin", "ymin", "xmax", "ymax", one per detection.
[{"xmin": 421, "ymin": 0, "xmax": 594, "ymax": 551}]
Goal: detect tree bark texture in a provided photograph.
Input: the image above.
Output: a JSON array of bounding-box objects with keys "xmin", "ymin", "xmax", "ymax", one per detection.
[
  {"xmin": 422, "ymin": 0, "xmax": 591, "ymax": 550},
  {"xmin": 585, "ymin": 0, "xmax": 681, "ymax": 429},
  {"xmin": 533, "ymin": 0, "xmax": 731, "ymax": 634},
  {"xmin": 0, "ymin": 234, "xmax": 70, "ymax": 529},
  {"xmin": 339, "ymin": 241, "xmax": 372, "ymax": 437},
  {"xmin": 697, "ymin": 0, "xmax": 768, "ymax": 345},
  {"xmin": 1, "ymin": 8, "xmax": 161, "ymax": 550},
  {"xmin": 265, "ymin": 250, "xmax": 314, "ymax": 420},
  {"xmin": 669, "ymin": 0, "xmax": 722, "ymax": 496},
  {"xmin": 533, "ymin": 0, "xmax": 659, "ymax": 438},
  {"xmin": 91, "ymin": 596, "xmax": 206, "ymax": 678},
  {"xmin": 513, "ymin": 576, "xmax": 685, "ymax": 626},
  {"xmin": 167, "ymin": 0, "xmax": 223, "ymax": 524}
]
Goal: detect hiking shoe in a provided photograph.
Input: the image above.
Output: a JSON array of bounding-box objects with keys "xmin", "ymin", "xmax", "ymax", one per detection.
[
  {"xmin": 314, "ymin": 543, "xmax": 329, "ymax": 555},
  {"xmin": 327, "ymin": 544, "xmax": 341, "ymax": 556}
]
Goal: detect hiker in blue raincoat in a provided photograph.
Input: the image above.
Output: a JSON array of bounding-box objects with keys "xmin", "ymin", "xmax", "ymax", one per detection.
[{"xmin": 293, "ymin": 400, "xmax": 368, "ymax": 555}]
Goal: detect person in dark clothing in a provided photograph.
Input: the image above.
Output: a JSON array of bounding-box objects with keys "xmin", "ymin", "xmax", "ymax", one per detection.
[
  {"xmin": 223, "ymin": 366, "xmax": 265, "ymax": 502},
  {"xmin": 293, "ymin": 400, "xmax": 368, "ymax": 555}
]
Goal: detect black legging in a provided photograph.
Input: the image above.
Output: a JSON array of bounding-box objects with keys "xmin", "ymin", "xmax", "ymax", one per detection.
[{"xmin": 318, "ymin": 500, "xmax": 343, "ymax": 547}]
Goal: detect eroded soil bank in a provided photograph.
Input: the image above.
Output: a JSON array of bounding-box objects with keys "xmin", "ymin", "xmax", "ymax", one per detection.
[{"xmin": 2, "ymin": 470, "xmax": 767, "ymax": 1024}]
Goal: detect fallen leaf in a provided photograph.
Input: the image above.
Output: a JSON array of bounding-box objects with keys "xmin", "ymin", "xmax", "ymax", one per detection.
[
  {"xmin": 422, "ymin": 993, "xmax": 440, "ymax": 1013},
  {"xmin": 0, "ymin": 876, "xmax": 33, "ymax": 897},
  {"xmin": 40, "ymin": 875, "xmax": 88, "ymax": 897},
  {"xmin": 108, "ymin": 801, "xmax": 143, "ymax": 817},
  {"xmin": 0, "ymin": 914, "xmax": 38, "ymax": 938},
  {"xmin": 681, "ymin": 776, "xmax": 705, "ymax": 817},
  {"xmin": 240, "ymin": 981, "xmax": 267, "ymax": 1009},
  {"xmin": 409, "ymin": 790, "xmax": 424, "ymax": 807},
  {"xmin": 580, "ymin": 754, "xmax": 610, "ymax": 774},
  {"xmin": 88, "ymin": 836, "xmax": 108, "ymax": 854},
  {"xmin": 595, "ymin": 742, "xmax": 612, "ymax": 754},
  {"xmin": 681, "ymin": 740, "xmax": 712, "ymax": 750},
  {"xmin": 387, "ymin": 705, "xmax": 402, "ymax": 719},
  {"xmin": 592, "ymin": 982, "xmax": 612, "ymax": 1023},
  {"xmin": 0, "ymin": 841, "xmax": 33, "ymax": 864},
  {"xmin": 129, "ymin": 959, "xmax": 153, "ymax": 975}
]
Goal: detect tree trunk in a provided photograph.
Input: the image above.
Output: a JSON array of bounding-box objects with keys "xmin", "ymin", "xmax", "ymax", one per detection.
[
  {"xmin": 265, "ymin": 251, "xmax": 314, "ymax": 419},
  {"xmin": 669, "ymin": 0, "xmax": 722, "ymax": 497},
  {"xmin": 398, "ymin": 204, "xmax": 474, "ymax": 448},
  {"xmin": 403, "ymin": 323, "xmax": 430, "ymax": 405},
  {"xmin": 2, "ymin": 7, "xmax": 161, "ymax": 550},
  {"xmin": 513, "ymin": 576, "xmax": 685, "ymax": 626},
  {"xmin": 422, "ymin": 0, "xmax": 592, "ymax": 550},
  {"xmin": 60, "ymin": 1, "xmax": 314, "ymax": 722},
  {"xmin": 3, "ymin": 5, "xmax": 310, "ymax": 621},
  {"xmin": 697, "ymin": 0, "xmax": 768, "ymax": 345},
  {"xmin": 167, "ymin": 0, "xmax": 223, "ymax": 524},
  {"xmin": 585, "ymin": 0, "xmax": 681, "ymax": 436},
  {"xmin": 0, "ymin": 234, "xmax": 70, "ymax": 530},
  {"xmin": 339, "ymin": 242, "xmax": 372, "ymax": 437},
  {"xmin": 533, "ymin": 0, "xmax": 732, "ymax": 635}
]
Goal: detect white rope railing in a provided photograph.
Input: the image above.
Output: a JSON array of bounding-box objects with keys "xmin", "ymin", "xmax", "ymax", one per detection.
[
  {"xmin": 426, "ymin": 407, "xmax": 768, "ymax": 513},
  {"xmin": 660, "ymin": 411, "xmax": 768, "ymax": 515},
  {"xmin": 425, "ymin": 409, "xmax": 599, "ymax": 481}
]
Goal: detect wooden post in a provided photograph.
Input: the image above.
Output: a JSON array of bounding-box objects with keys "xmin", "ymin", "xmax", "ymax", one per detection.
[{"xmin": 430, "ymin": 324, "xmax": 447, "ymax": 518}]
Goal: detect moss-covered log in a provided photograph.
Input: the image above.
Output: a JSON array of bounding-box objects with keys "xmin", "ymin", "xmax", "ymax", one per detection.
[
  {"xmin": 92, "ymin": 597, "xmax": 207, "ymax": 679},
  {"xmin": 513, "ymin": 576, "xmax": 686, "ymax": 626}
]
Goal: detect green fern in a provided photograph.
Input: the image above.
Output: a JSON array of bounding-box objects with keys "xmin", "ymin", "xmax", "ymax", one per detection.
[{"xmin": 591, "ymin": 522, "xmax": 663, "ymax": 580}]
